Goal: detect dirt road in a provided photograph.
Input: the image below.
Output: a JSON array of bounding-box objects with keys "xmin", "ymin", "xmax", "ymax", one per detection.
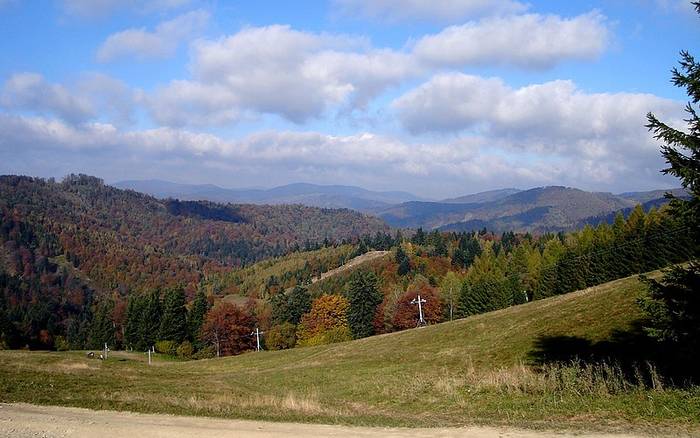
[{"xmin": 0, "ymin": 403, "xmax": 653, "ymax": 438}]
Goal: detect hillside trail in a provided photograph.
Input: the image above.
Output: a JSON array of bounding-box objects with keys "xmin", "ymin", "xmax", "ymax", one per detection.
[
  {"xmin": 311, "ymin": 250, "xmax": 389, "ymax": 284},
  {"xmin": 0, "ymin": 403, "xmax": 653, "ymax": 438}
]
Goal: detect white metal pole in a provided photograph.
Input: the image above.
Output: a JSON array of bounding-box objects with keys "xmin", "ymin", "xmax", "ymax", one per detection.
[{"xmin": 417, "ymin": 295, "xmax": 424, "ymax": 323}]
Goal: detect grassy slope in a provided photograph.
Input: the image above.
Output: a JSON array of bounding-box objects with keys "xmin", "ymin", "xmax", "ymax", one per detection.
[{"xmin": 1, "ymin": 271, "xmax": 698, "ymax": 433}]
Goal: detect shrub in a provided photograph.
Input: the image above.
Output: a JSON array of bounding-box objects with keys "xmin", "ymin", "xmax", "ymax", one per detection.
[
  {"xmin": 297, "ymin": 326, "xmax": 352, "ymax": 347},
  {"xmin": 266, "ymin": 323, "xmax": 297, "ymax": 350},
  {"xmin": 54, "ymin": 336, "xmax": 70, "ymax": 351},
  {"xmin": 192, "ymin": 345, "xmax": 216, "ymax": 360},
  {"xmin": 155, "ymin": 340, "xmax": 177, "ymax": 355},
  {"xmin": 176, "ymin": 340, "xmax": 194, "ymax": 359}
]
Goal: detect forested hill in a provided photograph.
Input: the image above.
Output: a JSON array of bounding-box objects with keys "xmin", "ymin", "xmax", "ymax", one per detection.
[
  {"xmin": 0, "ymin": 174, "xmax": 389, "ymax": 295},
  {"xmin": 379, "ymin": 186, "xmax": 687, "ymax": 232}
]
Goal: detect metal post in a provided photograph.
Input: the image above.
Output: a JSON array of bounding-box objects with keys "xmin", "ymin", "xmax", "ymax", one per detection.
[
  {"xmin": 104, "ymin": 342, "xmax": 108, "ymax": 360},
  {"xmin": 252, "ymin": 328, "xmax": 264, "ymax": 351},
  {"xmin": 411, "ymin": 294, "xmax": 427, "ymax": 326},
  {"xmin": 148, "ymin": 348, "xmax": 152, "ymax": 366},
  {"xmin": 449, "ymin": 286, "xmax": 453, "ymax": 321}
]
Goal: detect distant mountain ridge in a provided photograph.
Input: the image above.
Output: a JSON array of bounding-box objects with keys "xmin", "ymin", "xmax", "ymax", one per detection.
[
  {"xmin": 115, "ymin": 180, "xmax": 424, "ymax": 212},
  {"xmin": 378, "ymin": 186, "xmax": 688, "ymax": 233},
  {"xmin": 115, "ymin": 179, "xmax": 686, "ymax": 233},
  {"xmin": 440, "ymin": 188, "xmax": 521, "ymax": 204}
]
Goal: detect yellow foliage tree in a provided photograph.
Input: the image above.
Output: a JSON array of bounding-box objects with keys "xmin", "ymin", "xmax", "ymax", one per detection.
[{"xmin": 296, "ymin": 294, "xmax": 351, "ymax": 346}]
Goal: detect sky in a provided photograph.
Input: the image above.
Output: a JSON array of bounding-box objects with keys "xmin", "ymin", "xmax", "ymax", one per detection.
[{"xmin": 0, "ymin": 0, "xmax": 698, "ymax": 198}]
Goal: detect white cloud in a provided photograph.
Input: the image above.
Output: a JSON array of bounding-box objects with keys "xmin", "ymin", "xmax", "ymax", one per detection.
[
  {"xmin": 392, "ymin": 73, "xmax": 683, "ymax": 181},
  {"xmin": 412, "ymin": 12, "xmax": 609, "ymax": 69},
  {"xmin": 0, "ymin": 112, "xmax": 682, "ymax": 197},
  {"xmin": 147, "ymin": 11, "xmax": 610, "ymax": 127},
  {"xmin": 151, "ymin": 25, "xmax": 416, "ymax": 125},
  {"xmin": 0, "ymin": 72, "xmax": 137, "ymax": 126},
  {"xmin": 96, "ymin": 10, "xmax": 209, "ymax": 62},
  {"xmin": 0, "ymin": 73, "xmax": 93, "ymax": 124},
  {"xmin": 62, "ymin": 0, "xmax": 193, "ymax": 19},
  {"xmin": 333, "ymin": 0, "xmax": 527, "ymax": 22},
  {"xmin": 76, "ymin": 73, "xmax": 138, "ymax": 125}
]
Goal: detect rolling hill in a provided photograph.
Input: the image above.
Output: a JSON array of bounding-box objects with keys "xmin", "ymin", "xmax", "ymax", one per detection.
[
  {"xmin": 1, "ymin": 270, "xmax": 697, "ymax": 433},
  {"xmin": 115, "ymin": 180, "xmax": 424, "ymax": 212},
  {"xmin": 0, "ymin": 174, "xmax": 389, "ymax": 297},
  {"xmin": 379, "ymin": 186, "xmax": 685, "ymax": 232}
]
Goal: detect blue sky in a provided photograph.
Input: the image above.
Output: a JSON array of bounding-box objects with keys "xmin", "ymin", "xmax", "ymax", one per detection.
[{"xmin": 0, "ymin": 0, "xmax": 698, "ymax": 198}]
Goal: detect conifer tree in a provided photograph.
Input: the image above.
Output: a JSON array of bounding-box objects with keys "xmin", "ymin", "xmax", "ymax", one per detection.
[
  {"xmin": 159, "ymin": 287, "xmax": 187, "ymax": 343},
  {"xmin": 139, "ymin": 290, "xmax": 162, "ymax": 350},
  {"xmin": 89, "ymin": 299, "xmax": 115, "ymax": 349},
  {"xmin": 396, "ymin": 246, "xmax": 411, "ymax": 276},
  {"xmin": 272, "ymin": 285, "xmax": 311, "ymax": 325},
  {"xmin": 457, "ymin": 280, "xmax": 490, "ymax": 317},
  {"xmin": 124, "ymin": 295, "xmax": 144, "ymax": 350},
  {"xmin": 188, "ymin": 290, "xmax": 209, "ymax": 346},
  {"xmin": 641, "ymin": 3, "xmax": 700, "ymax": 361},
  {"xmin": 347, "ymin": 271, "xmax": 382, "ymax": 339}
]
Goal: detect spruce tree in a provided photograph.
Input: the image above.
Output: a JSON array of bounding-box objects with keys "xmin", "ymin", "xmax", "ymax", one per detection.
[
  {"xmin": 124, "ymin": 295, "xmax": 144, "ymax": 350},
  {"xmin": 139, "ymin": 290, "xmax": 162, "ymax": 350},
  {"xmin": 641, "ymin": 3, "xmax": 700, "ymax": 362},
  {"xmin": 188, "ymin": 290, "xmax": 209, "ymax": 346},
  {"xmin": 396, "ymin": 246, "xmax": 411, "ymax": 276},
  {"xmin": 457, "ymin": 280, "xmax": 491, "ymax": 317},
  {"xmin": 159, "ymin": 287, "xmax": 187, "ymax": 344},
  {"xmin": 89, "ymin": 299, "xmax": 115, "ymax": 349},
  {"xmin": 347, "ymin": 271, "xmax": 383, "ymax": 339}
]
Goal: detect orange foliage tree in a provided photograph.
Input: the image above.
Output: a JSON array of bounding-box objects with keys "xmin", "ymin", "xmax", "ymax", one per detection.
[{"xmin": 297, "ymin": 294, "xmax": 350, "ymax": 344}]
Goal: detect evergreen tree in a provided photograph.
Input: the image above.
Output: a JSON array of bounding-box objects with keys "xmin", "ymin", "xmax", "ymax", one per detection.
[
  {"xmin": 396, "ymin": 246, "xmax": 411, "ymax": 276},
  {"xmin": 124, "ymin": 295, "xmax": 144, "ymax": 350},
  {"xmin": 457, "ymin": 280, "xmax": 490, "ymax": 317},
  {"xmin": 139, "ymin": 290, "xmax": 162, "ymax": 350},
  {"xmin": 159, "ymin": 287, "xmax": 187, "ymax": 344},
  {"xmin": 641, "ymin": 4, "xmax": 700, "ymax": 363},
  {"xmin": 434, "ymin": 234, "xmax": 448, "ymax": 257},
  {"xmin": 188, "ymin": 290, "xmax": 209, "ymax": 346},
  {"xmin": 89, "ymin": 299, "xmax": 114, "ymax": 349},
  {"xmin": 271, "ymin": 285, "xmax": 311, "ymax": 325},
  {"xmin": 347, "ymin": 271, "xmax": 383, "ymax": 339},
  {"xmin": 412, "ymin": 227, "xmax": 426, "ymax": 245}
]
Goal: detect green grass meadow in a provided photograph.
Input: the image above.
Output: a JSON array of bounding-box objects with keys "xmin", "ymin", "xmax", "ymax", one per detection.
[{"xmin": 1, "ymin": 271, "xmax": 699, "ymax": 434}]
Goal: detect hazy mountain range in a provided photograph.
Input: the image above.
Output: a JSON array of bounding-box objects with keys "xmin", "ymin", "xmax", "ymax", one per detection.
[
  {"xmin": 115, "ymin": 180, "xmax": 423, "ymax": 212},
  {"xmin": 115, "ymin": 180, "xmax": 687, "ymax": 233}
]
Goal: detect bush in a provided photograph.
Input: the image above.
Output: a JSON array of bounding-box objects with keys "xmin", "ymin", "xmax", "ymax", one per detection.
[
  {"xmin": 297, "ymin": 326, "xmax": 352, "ymax": 347},
  {"xmin": 155, "ymin": 340, "xmax": 177, "ymax": 355},
  {"xmin": 266, "ymin": 323, "xmax": 297, "ymax": 350},
  {"xmin": 192, "ymin": 345, "xmax": 216, "ymax": 360},
  {"xmin": 54, "ymin": 336, "xmax": 70, "ymax": 351},
  {"xmin": 176, "ymin": 340, "xmax": 194, "ymax": 359}
]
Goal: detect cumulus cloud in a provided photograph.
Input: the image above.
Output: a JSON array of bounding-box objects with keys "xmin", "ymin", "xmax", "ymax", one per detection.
[
  {"xmin": 97, "ymin": 10, "xmax": 209, "ymax": 62},
  {"xmin": 333, "ymin": 0, "xmax": 527, "ymax": 22},
  {"xmin": 392, "ymin": 73, "xmax": 684, "ymax": 185},
  {"xmin": 62, "ymin": 0, "xmax": 193, "ymax": 19},
  {"xmin": 0, "ymin": 73, "xmax": 93, "ymax": 124},
  {"xmin": 149, "ymin": 25, "xmax": 416, "ymax": 125},
  {"xmin": 412, "ymin": 12, "xmax": 609, "ymax": 69},
  {"xmin": 0, "ymin": 72, "xmax": 137, "ymax": 126},
  {"xmin": 146, "ymin": 11, "xmax": 610, "ymax": 126}
]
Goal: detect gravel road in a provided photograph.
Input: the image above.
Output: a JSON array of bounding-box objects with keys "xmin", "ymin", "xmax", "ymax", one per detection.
[{"xmin": 0, "ymin": 403, "xmax": 658, "ymax": 438}]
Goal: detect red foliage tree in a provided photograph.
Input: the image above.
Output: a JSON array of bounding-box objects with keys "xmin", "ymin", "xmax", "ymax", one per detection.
[
  {"xmin": 392, "ymin": 284, "xmax": 443, "ymax": 330},
  {"xmin": 200, "ymin": 302, "xmax": 255, "ymax": 357}
]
